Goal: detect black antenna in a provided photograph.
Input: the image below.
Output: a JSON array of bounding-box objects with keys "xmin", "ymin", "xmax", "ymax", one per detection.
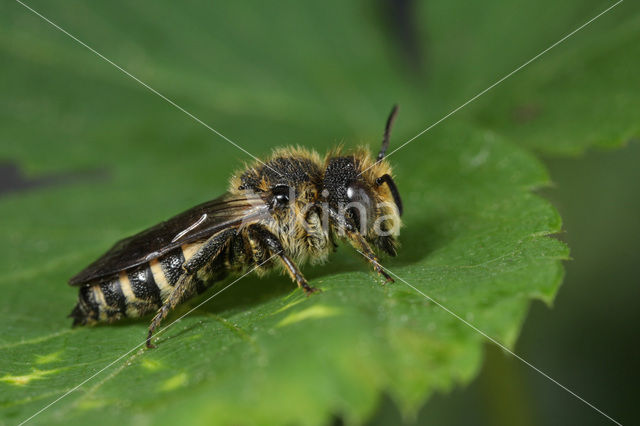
[
  {"xmin": 376, "ymin": 174, "xmax": 403, "ymax": 216},
  {"xmin": 377, "ymin": 104, "xmax": 399, "ymax": 162}
]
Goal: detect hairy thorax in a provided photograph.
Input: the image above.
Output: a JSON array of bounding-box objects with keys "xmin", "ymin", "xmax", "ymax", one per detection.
[{"xmin": 231, "ymin": 148, "xmax": 331, "ymax": 267}]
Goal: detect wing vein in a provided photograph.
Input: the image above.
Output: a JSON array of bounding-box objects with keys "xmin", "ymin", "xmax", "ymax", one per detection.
[{"xmin": 69, "ymin": 192, "xmax": 268, "ymax": 285}]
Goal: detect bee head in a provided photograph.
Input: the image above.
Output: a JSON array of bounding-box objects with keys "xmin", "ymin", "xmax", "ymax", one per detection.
[
  {"xmin": 322, "ymin": 156, "xmax": 375, "ymax": 231},
  {"xmin": 322, "ymin": 153, "xmax": 401, "ymax": 236},
  {"xmin": 321, "ymin": 106, "xmax": 403, "ymax": 255}
]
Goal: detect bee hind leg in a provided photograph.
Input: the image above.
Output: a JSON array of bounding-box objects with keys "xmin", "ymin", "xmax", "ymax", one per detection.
[
  {"xmin": 146, "ymin": 229, "xmax": 235, "ymax": 348},
  {"xmin": 248, "ymin": 225, "xmax": 319, "ymax": 295},
  {"xmin": 146, "ymin": 273, "xmax": 195, "ymax": 348}
]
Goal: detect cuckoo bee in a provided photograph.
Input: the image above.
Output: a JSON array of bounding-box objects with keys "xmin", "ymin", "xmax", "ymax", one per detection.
[{"xmin": 69, "ymin": 106, "xmax": 404, "ymax": 348}]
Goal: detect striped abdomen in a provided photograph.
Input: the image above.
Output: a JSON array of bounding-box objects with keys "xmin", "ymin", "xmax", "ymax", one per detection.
[
  {"xmin": 70, "ymin": 242, "xmax": 223, "ymax": 325},
  {"xmin": 71, "ymin": 227, "xmax": 281, "ymax": 326}
]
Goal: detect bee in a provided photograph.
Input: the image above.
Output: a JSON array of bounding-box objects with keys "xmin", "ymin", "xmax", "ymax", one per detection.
[{"xmin": 69, "ymin": 106, "xmax": 403, "ymax": 348}]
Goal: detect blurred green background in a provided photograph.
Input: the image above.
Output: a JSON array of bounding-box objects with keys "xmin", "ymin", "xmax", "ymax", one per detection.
[{"xmin": 1, "ymin": 0, "xmax": 638, "ymax": 424}]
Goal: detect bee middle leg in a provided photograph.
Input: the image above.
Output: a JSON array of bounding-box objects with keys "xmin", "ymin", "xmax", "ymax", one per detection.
[{"xmin": 248, "ymin": 225, "xmax": 319, "ymax": 294}]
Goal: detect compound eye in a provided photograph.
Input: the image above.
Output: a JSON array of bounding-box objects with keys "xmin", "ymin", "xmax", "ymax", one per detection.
[
  {"xmin": 344, "ymin": 183, "xmax": 374, "ymax": 233},
  {"xmin": 346, "ymin": 183, "xmax": 371, "ymax": 206},
  {"xmin": 271, "ymin": 184, "xmax": 292, "ymax": 209}
]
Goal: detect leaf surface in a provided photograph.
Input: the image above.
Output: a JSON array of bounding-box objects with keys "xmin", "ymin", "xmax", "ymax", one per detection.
[{"xmin": 3, "ymin": 0, "xmax": 634, "ymax": 424}]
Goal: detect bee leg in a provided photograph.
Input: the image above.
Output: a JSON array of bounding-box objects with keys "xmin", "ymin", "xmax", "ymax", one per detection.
[
  {"xmin": 280, "ymin": 252, "xmax": 320, "ymax": 295},
  {"xmin": 350, "ymin": 233, "xmax": 394, "ymax": 284},
  {"xmin": 146, "ymin": 273, "xmax": 194, "ymax": 349},
  {"xmin": 248, "ymin": 225, "xmax": 319, "ymax": 295},
  {"xmin": 146, "ymin": 229, "xmax": 235, "ymax": 348}
]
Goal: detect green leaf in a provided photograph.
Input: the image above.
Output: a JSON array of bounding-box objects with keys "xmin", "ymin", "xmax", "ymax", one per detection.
[
  {"xmin": 0, "ymin": 123, "xmax": 566, "ymax": 424},
  {"xmin": 471, "ymin": 4, "xmax": 640, "ymax": 155},
  {"xmin": 5, "ymin": 0, "xmax": 632, "ymax": 423}
]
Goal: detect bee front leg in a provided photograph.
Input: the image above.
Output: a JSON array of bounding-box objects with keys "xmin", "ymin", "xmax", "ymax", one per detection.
[
  {"xmin": 349, "ymin": 233, "xmax": 394, "ymax": 284},
  {"xmin": 248, "ymin": 225, "xmax": 319, "ymax": 295}
]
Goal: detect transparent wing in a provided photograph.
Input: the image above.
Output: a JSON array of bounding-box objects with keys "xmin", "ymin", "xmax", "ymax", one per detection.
[{"xmin": 69, "ymin": 191, "xmax": 268, "ymax": 285}]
